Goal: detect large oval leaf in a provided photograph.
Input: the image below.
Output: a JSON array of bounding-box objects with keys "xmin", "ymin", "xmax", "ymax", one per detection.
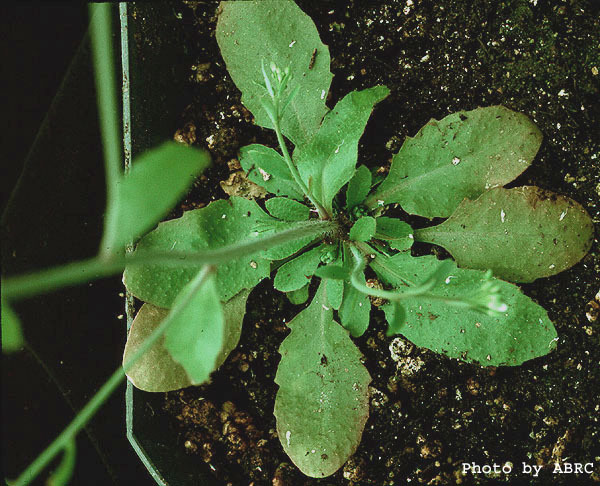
[
  {"xmin": 415, "ymin": 186, "xmax": 594, "ymax": 282},
  {"xmin": 216, "ymin": 0, "xmax": 332, "ymax": 147},
  {"xmin": 123, "ymin": 290, "xmax": 250, "ymax": 392},
  {"xmin": 371, "ymin": 252, "xmax": 557, "ymax": 366},
  {"xmin": 274, "ymin": 283, "xmax": 371, "ymax": 477},
  {"xmin": 367, "ymin": 106, "xmax": 542, "ymax": 217}
]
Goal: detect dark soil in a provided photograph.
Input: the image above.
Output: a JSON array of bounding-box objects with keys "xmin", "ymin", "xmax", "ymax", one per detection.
[{"xmin": 129, "ymin": 1, "xmax": 599, "ymax": 485}]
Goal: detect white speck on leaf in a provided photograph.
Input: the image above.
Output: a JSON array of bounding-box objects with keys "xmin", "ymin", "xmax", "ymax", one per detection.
[
  {"xmin": 250, "ymin": 261, "xmax": 258, "ymax": 269},
  {"xmin": 501, "ymin": 209, "xmax": 506, "ymax": 223},
  {"xmin": 286, "ymin": 430, "xmax": 291, "ymax": 446},
  {"xmin": 452, "ymin": 156, "xmax": 461, "ymax": 165},
  {"xmin": 322, "ymin": 304, "xmax": 330, "ymax": 310},
  {"xmin": 288, "ymin": 40, "xmax": 296, "ymax": 47},
  {"xmin": 221, "ymin": 214, "xmax": 227, "ymax": 219},
  {"xmin": 549, "ymin": 264, "xmax": 555, "ymax": 269},
  {"xmin": 258, "ymin": 168, "xmax": 271, "ymax": 181},
  {"xmin": 320, "ymin": 89, "xmax": 326, "ymax": 100},
  {"xmin": 559, "ymin": 210, "xmax": 567, "ymax": 221},
  {"xmin": 445, "ymin": 275, "xmax": 456, "ymax": 284}
]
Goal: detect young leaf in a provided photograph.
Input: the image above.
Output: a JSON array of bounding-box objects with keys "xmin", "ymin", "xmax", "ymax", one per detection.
[
  {"xmin": 274, "ymin": 283, "xmax": 371, "ymax": 478},
  {"xmin": 274, "ymin": 245, "xmax": 324, "ymax": 292},
  {"xmin": 239, "ymin": 144, "xmax": 304, "ymax": 200},
  {"xmin": 374, "ymin": 217, "xmax": 413, "ymax": 251},
  {"xmin": 339, "ymin": 281, "xmax": 371, "ymax": 337},
  {"xmin": 367, "ymin": 106, "xmax": 542, "ymax": 217},
  {"xmin": 266, "ymin": 197, "xmax": 310, "ymax": 221},
  {"xmin": 216, "ymin": 0, "xmax": 332, "ymax": 147},
  {"xmin": 162, "ymin": 272, "xmax": 224, "ymax": 384},
  {"xmin": 386, "ymin": 302, "xmax": 406, "ymax": 337},
  {"xmin": 373, "ymin": 253, "xmax": 558, "ymax": 366},
  {"xmin": 415, "ymin": 186, "xmax": 594, "ymax": 282},
  {"xmin": 106, "ymin": 142, "xmax": 210, "ymax": 252},
  {"xmin": 314, "ymin": 265, "xmax": 350, "ymax": 280},
  {"xmin": 294, "ymin": 86, "xmax": 390, "ymax": 214},
  {"xmin": 324, "ymin": 278, "xmax": 344, "ymax": 310},
  {"xmin": 123, "ymin": 290, "xmax": 249, "ymax": 392},
  {"xmin": 1, "ymin": 298, "xmax": 24, "ymax": 353},
  {"xmin": 349, "ymin": 216, "xmax": 376, "ymax": 242},
  {"xmin": 346, "ymin": 165, "xmax": 372, "ymax": 209},
  {"xmin": 286, "ymin": 284, "xmax": 309, "ymax": 305},
  {"xmin": 124, "ymin": 197, "xmax": 273, "ymax": 306}
]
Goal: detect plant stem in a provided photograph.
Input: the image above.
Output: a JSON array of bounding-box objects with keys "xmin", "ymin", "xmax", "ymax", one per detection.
[
  {"xmin": 9, "ymin": 267, "xmax": 213, "ymax": 486},
  {"xmin": 272, "ymin": 119, "xmax": 331, "ymax": 220},
  {"xmin": 89, "ymin": 3, "xmax": 123, "ymax": 257},
  {"xmin": 3, "ymin": 220, "xmax": 335, "ymax": 301}
]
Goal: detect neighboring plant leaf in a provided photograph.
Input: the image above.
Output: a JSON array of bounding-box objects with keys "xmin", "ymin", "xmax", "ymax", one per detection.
[
  {"xmin": 374, "ymin": 217, "xmax": 413, "ymax": 251},
  {"xmin": 294, "ymin": 86, "xmax": 389, "ymax": 214},
  {"xmin": 216, "ymin": 0, "xmax": 332, "ymax": 147},
  {"xmin": 274, "ymin": 245, "xmax": 324, "ymax": 292},
  {"xmin": 415, "ymin": 186, "xmax": 594, "ymax": 282},
  {"xmin": 1, "ymin": 298, "xmax": 23, "ymax": 353},
  {"xmin": 123, "ymin": 290, "xmax": 249, "ymax": 392},
  {"xmin": 266, "ymin": 197, "xmax": 310, "ymax": 221},
  {"xmin": 286, "ymin": 284, "xmax": 310, "ymax": 305},
  {"xmin": 163, "ymin": 272, "xmax": 224, "ymax": 384},
  {"xmin": 239, "ymin": 144, "xmax": 304, "ymax": 200},
  {"xmin": 47, "ymin": 438, "xmax": 76, "ymax": 486},
  {"xmin": 274, "ymin": 283, "xmax": 371, "ymax": 477},
  {"xmin": 108, "ymin": 142, "xmax": 210, "ymax": 251},
  {"xmin": 124, "ymin": 196, "xmax": 293, "ymax": 306},
  {"xmin": 346, "ymin": 165, "xmax": 372, "ymax": 209},
  {"xmin": 349, "ymin": 216, "xmax": 376, "ymax": 242},
  {"xmin": 373, "ymin": 253, "xmax": 558, "ymax": 366},
  {"xmin": 368, "ymin": 106, "xmax": 542, "ymax": 217}
]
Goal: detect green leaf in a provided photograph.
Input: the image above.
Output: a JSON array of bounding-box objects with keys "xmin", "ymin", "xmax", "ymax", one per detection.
[
  {"xmin": 162, "ymin": 272, "xmax": 224, "ymax": 384},
  {"xmin": 123, "ymin": 290, "xmax": 249, "ymax": 392},
  {"xmin": 124, "ymin": 196, "xmax": 275, "ymax": 306},
  {"xmin": 47, "ymin": 439, "xmax": 76, "ymax": 486},
  {"xmin": 374, "ymin": 217, "xmax": 414, "ymax": 251},
  {"xmin": 266, "ymin": 197, "xmax": 310, "ymax": 221},
  {"xmin": 368, "ymin": 106, "xmax": 542, "ymax": 217},
  {"xmin": 374, "ymin": 253, "xmax": 558, "ymax": 366},
  {"xmin": 294, "ymin": 86, "xmax": 389, "ymax": 213},
  {"xmin": 239, "ymin": 144, "xmax": 304, "ymax": 200},
  {"xmin": 415, "ymin": 186, "xmax": 594, "ymax": 282},
  {"xmin": 386, "ymin": 302, "xmax": 406, "ymax": 337},
  {"xmin": 1, "ymin": 298, "xmax": 24, "ymax": 353},
  {"xmin": 349, "ymin": 216, "xmax": 376, "ymax": 242},
  {"xmin": 107, "ymin": 142, "xmax": 210, "ymax": 251},
  {"xmin": 274, "ymin": 245, "xmax": 324, "ymax": 292},
  {"xmin": 324, "ymin": 278, "xmax": 344, "ymax": 310},
  {"xmin": 314, "ymin": 265, "xmax": 350, "ymax": 280},
  {"xmin": 274, "ymin": 283, "xmax": 371, "ymax": 478},
  {"xmin": 286, "ymin": 284, "xmax": 309, "ymax": 305},
  {"xmin": 216, "ymin": 0, "xmax": 332, "ymax": 147},
  {"xmin": 339, "ymin": 281, "xmax": 371, "ymax": 337},
  {"xmin": 346, "ymin": 165, "xmax": 372, "ymax": 209}
]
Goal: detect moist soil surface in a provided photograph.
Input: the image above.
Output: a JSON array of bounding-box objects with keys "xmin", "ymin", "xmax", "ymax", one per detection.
[{"xmin": 129, "ymin": 1, "xmax": 599, "ymax": 485}]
